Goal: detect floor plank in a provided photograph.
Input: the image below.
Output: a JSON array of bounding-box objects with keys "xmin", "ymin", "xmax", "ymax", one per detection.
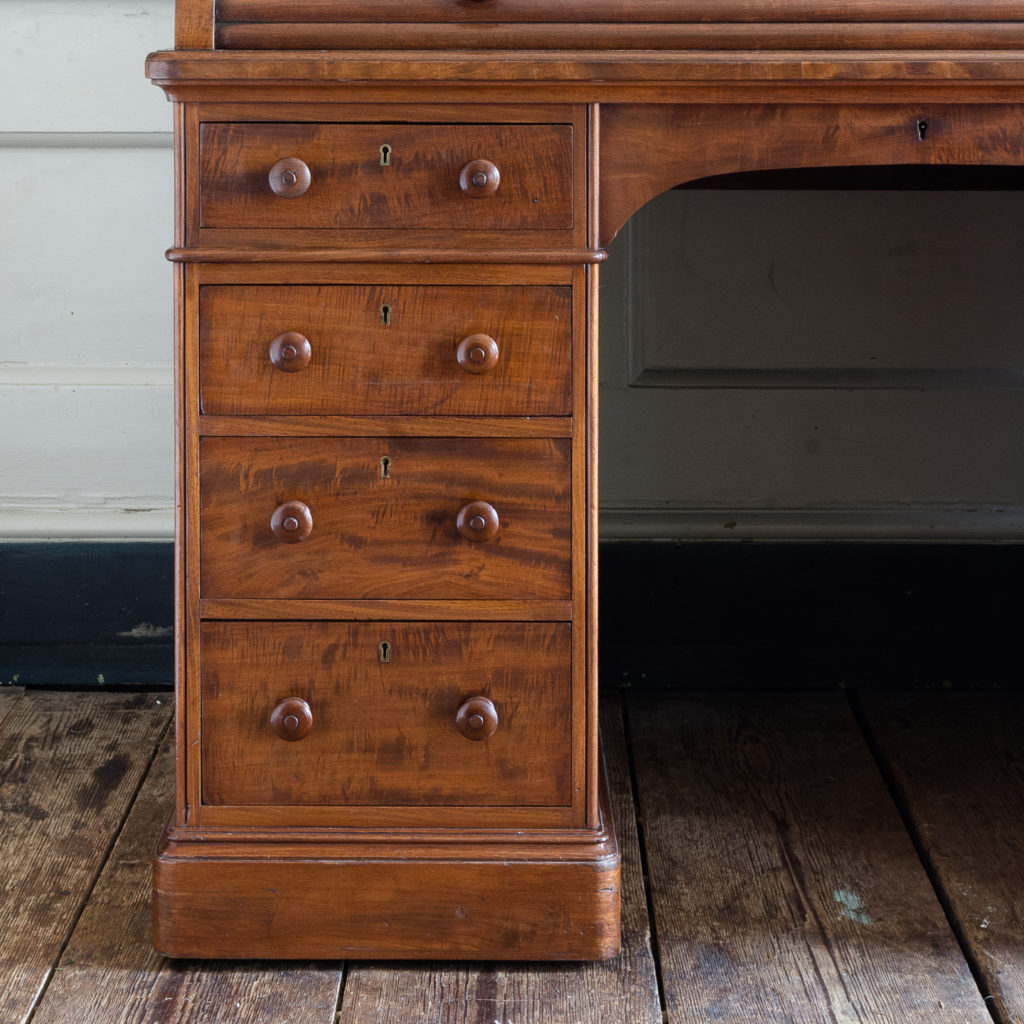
[
  {"xmin": 337, "ymin": 692, "xmax": 662, "ymax": 1024},
  {"xmin": 0, "ymin": 686, "xmax": 26, "ymax": 728},
  {"xmin": 31, "ymin": 731, "xmax": 345, "ymax": 1024},
  {"xmin": 860, "ymin": 691, "xmax": 1024, "ymax": 1024},
  {"xmin": 0, "ymin": 690, "xmax": 170, "ymax": 1024},
  {"xmin": 630, "ymin": 692, "xmax": 991, "ymax": 1024}
]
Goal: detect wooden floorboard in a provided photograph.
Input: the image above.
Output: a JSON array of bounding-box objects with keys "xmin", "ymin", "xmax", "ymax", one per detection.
[
  {"xmin": 337, "ymin": 692, "xmax": 662, "ymax": 1024},
  {"xmin": 30, "ymin": 732, "xmax": 345, "ymax": 1024},
  {"xmin": 629, "ymin": 691, "xmax": 992, "ymax": 1024},
  {"xmin": 860, "ymin": 691, "xmax": 1024, "ymax": 1024},
  {"xmin": 0, "ymin": 686, "xmax": 26, "ymax": 729},
  {"xmin": 0, "ymin": 691, "xmax": 170, "ymax": 1024},
  {"xmin": 7, "ymin": 687, "xmax": 1023, "ymax": 1023}
]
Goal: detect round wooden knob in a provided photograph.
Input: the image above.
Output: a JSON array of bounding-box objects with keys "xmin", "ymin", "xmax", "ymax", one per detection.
[
  {"xmin": 269, "ymin": 331, "xmax": 312, "ymax": 372},
  {"xmin": 459, "ymin": 159, "xmax": 500, "ymax": 198},
  {"xmin": 456, "ymin": 501, "xmax": 500, "ymax": 542},
  {"xmin": 271, "ymin": 500, "xmax": 313, "ymax": 543},
  {"xmin": 456, "ymin": 334, "xmax": 499, "ymax": 374},
  {"xmin": 456, "ymin": 696, "xmax": 498, "ymax": 741},
  {"xmin": 270, "ymin": 697, "xmax": 313, "ymax": 741},
  {"xmin": 268, "ymin": 157, "xmax": 311, "ymax": 198}
]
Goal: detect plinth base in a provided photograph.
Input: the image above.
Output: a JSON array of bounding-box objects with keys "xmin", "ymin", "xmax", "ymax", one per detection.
[{"xmin": 153, "ymin": 774, "xmax": 620, "ymax": 960}]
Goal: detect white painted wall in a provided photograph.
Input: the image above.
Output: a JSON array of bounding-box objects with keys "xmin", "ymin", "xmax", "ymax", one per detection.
[{"xmin": 0, "ymin": 1, "xmax": 175, "ymax": 539}]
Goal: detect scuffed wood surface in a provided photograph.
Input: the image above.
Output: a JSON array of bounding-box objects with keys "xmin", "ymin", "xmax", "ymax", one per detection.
[
  {"xmin": 630, "ymin": 693, "xmax": 990, "ymax": 1024},
  {"xmin": 6, "ymin": 688, "xmax": 1024, "ymax": 1021},
  {"xmin": 31, "ymin": 734, "xmax": 344, "ymax": 1024},
  {"xmin": 0, "ymin": 687, "xmax": 25, "ymax": 729},
  {"xmin": 0, "ymin": 691, "xmax": 170, "ymax": 1024},
  {"xmin": 860, "ymin": 691, "xmax": 1024, "ymax": 1024},
  {"xmin": 336, "ymin": 692, "xmax": 662, "ymax": 1024}
]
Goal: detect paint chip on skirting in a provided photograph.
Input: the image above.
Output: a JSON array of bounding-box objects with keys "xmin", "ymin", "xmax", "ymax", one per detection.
[{"xmin": 117, "ymin": 622, "xmax": 172, "ymax": 639}]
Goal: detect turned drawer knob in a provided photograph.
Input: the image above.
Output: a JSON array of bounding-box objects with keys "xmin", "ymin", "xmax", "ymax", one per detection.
[
  {"xmin": 269, "ymin": 331, "xmax": 312, "ymax": 372},
  {"xmin": 456, "ymin": 333, "xmax": 499, "ymax": 374},
  {"xmin": 456, "ymin": 500, "xmax": 500, "ymax": 542},
  {"xmin": 270, "ymin": 697, "xmax": 313, "ymax": 741},
  {"xmin": 456, "ymin": 696, "xmax": 498, "ymax": 741},
  {"xmin": 459, "ymin": 159, "xmax": 500, "ymax": 198},
  {"xmin": 268, "ymin": 157, "xmax": 311, "ymax": 198},
  {"xmin": 271, "ymin": 500, "xmax": 313, "ymax": 542}
]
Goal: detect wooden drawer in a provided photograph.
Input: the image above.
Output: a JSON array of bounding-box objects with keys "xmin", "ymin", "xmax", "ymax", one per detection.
[
  {"xmin": 199, "ymin": 123, "xmax": 573, "ymax": 231},
  {"xmin": 200, "ymin": 620, "xmax": 572, "ymax": 810},
  {"xmin": 199, "ymin": 436, "xmax": 572, "ymax": 600},
  {"xmin": 219, "ymin": 0, "xmax": 1012, "ymax": 23},
  {"xmin": 199, "ymin": 284, "xmax": 571, "ymax": 416}
]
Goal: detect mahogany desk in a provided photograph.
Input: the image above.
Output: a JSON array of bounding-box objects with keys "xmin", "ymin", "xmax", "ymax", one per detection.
[{"xmin": 146, "ymin": 0, "xmax": 1024, "ymax": 960}]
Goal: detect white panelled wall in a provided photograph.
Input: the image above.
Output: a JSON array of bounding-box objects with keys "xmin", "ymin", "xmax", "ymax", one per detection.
[{"xmin": 1, "ymin": 1, "xmax": 174, "ymax": 539}]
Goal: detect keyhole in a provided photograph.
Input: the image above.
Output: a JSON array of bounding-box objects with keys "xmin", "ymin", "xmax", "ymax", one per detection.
[
  {"xmin": 380, "ymin": 304, "xmax": 392, "ymax": 326},
  {"xmin": 379, "ymin": 144, "xmax": 392, "ymax": 167},
  {"xmin": 378, "ymin": 640, "xmax": 391, "ymax": 663},
  {"xmin": 380, "ymin": 455, "xmax": 392, "ymax": 479},
  {"xmin": 917, "ymin": 119, "xmax": 929, "ymax": 141}
]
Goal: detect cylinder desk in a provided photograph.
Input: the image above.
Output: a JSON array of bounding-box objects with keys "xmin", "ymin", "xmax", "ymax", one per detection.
[{"xmin": 147, "ymin": 0, "xmax": 1024, "ymax": 959}]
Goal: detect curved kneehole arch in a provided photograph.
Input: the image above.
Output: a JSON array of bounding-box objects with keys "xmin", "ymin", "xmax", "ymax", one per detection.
[{"xmin": 597, "ymin": 102, "xmax": 1024, "ymax": 246}]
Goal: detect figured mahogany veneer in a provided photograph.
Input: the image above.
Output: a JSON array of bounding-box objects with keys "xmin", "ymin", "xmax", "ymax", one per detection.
[
  {"xmin": 201, "ymin": 620, "xmax": 572, "ymax": 813},
  {"xmin": 199, "ymin": 123, "xmax": 573, "ymax": 230},
  {"xmin": 199, "ymin": 436, "xmax": 571, "ymax": 600},
  {"xmin": 199, "ymin": 283, "xmax": 571, "ymax": 415},
  {"xmin": 150, "ymin": 0, "xmax": 1024, "ymax": 963}
]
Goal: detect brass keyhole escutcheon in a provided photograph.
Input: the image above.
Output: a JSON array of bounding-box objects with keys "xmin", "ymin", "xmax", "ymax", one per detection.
[
  {"xmin": 380, "ymin": 455, "xmax": 392, "ymax": 479},
  {"xmin": 378, "ymin": 640, "xmax": 391, "ymax": 663},
  {"xmin": 380, "ymin": 303, "xmax": 392, "ymax": 326},
  {"xmin": 379, "ymin": 143, "xmax": 393, "ymax": 166}
]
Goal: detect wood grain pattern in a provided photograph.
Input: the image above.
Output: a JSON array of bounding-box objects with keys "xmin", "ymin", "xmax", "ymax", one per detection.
[
  {"xmin": 200, "ymin": 620, "xmax": 572, "ymax": 813},
  {"xmin": 174, "ymin": 0, "xmax": 213, "ymax": 48},
  {"xmin": 199, "ymin": 436, "xmax": 572, "ymax": 600},
  {"xmin": 600, "ymin": 102, "xmax": 1024, "ymax": 244},
  {"xmin": 859, "ymin": 692, "xmax": 1024, "ymax": 1024},
  {"xmin": 153, "ymin": 769, "xmax": 619, "ymax": 960},
  {"xmin": 336, "ymin": 692, "xmax": 659, "ymax": 1023},
  {"xmin": 198, "ymin": 415, "xmax": 573, "ymax": 438},
  {"xmin": 198, "ymin": 598, "xmax": 572, "ymax": 619},
  {"xmin": 199, "ymin": 123, "xmax": 573, "ymax": 231},
  {"xmin": 0, "ymin": 686, "xmax": 24, "ymax": 729},
  {"xmin": 199, "ymin": 284, "xmax": 571, "ymax": 416},
  {"xmin": 0, "ymin": 691, "xmax": 170, "ymax": 1024},
  {"xmin": 145, "ymin": 50, "xmax": 1024, "ymax": 96},
  {"xmin": 30, "ymin": 735, "xmax": 345, "ymax": 1024},
  {"xmin": 630, "ymin": 693, "xmax": 991, "ymax": 1023},
  {"xmin": 218, "ymin": 0, "xmax": 1024, "ymax": 24},
  {"xmin": 218, "ymin": 21, "xmax": 1024, "ymax": 51}
]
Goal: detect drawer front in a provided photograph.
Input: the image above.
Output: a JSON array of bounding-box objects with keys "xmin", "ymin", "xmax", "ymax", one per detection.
[
  {"xmin": 200, "ymin": 284, "xmax": 571, "ymax": 416},
  {"xmin": 199, "ymin": 123, "xmax": 573, "ymax": 231},
  {"xmin": 200, "ymin": 437, "xmax": 571, "ymax": 600},
  {"xmin": 200, "ymin": 620, "xmax": 572, "ymax": 809},
  {"xmin": 220, "ymin": 0, "xmax": 1000, "ymax": 23}
]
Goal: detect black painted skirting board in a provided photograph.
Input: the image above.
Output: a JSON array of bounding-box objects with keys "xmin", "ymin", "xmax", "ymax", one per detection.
[
  {"xmin": 599, "ymin": 543, "xmax": 1024, "ymax": 689},
  {"xmin": 1, "ymin": 541, "xmax": 1020, "ymax": 688},
  {"xmin": 0, "ymin": 542, "xmax": 173, "ymax": 687}
]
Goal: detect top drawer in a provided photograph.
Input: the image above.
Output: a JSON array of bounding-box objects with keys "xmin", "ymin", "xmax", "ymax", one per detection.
[
  {"xmin": 199, "ymin": 123, "xmax": 573, "ymax": 231},
  {"xmin": 218, "ymin": 0, "xmax": 1011, "ymax": 24}
]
